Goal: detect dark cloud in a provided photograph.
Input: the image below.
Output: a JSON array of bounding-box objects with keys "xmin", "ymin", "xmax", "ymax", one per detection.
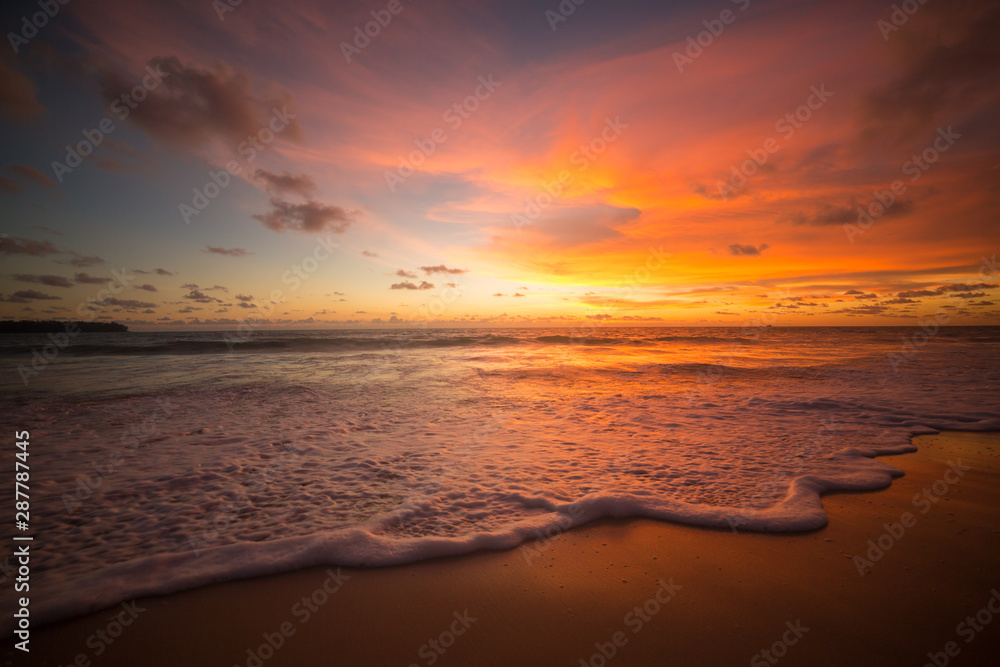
[
  {"xmin": 137, "ymin": 284, "xmax": 158, "ymax": 292},
  {"xmin": 254, "ymin": 170, "xmax": 316, "ymax": 197},
  {"xmin": 421, "ymin": 265, "xmax": 467, "ymax": 275},
  {"xmin": 396, "ymin": 270, "xmax": 418, "ymax": 279},
  {"xmin": 11, "ymin": 290, "xmax": 59, "ymax": 301},
  {"xmin": 253, "ymin": 198, "xmax": 354, "ymax": 233},
  {"xmin": 0, "ymin": 61, "xmax": 45, "ymax": 122},
  {"xmin": 99, "ymin": 56, "xmax": 303, "ymax": 150},
  {"xmin": 390, "ymin": 281, "xmax": 434, "ymax": 290},
  {"xmin": 102, "ymin": 297, "xmax": 157, "ymax": 309},
  {"xmin": 0, "ymin": 236, "xmax": 58, "ymax": 256},
  {"xmin": 0, "ymin": 175, "xmax": 25, "ymax": 194},
  {"xmin": 58, "ymin": 253, "xmax": 105, "ymax": 268},
  {"xmin": 897, "ymin": 289, "xmax": 936, "ymax": 298},
  {"xmin": 8, "ymin": 165, "xmax": 54, "ymax": 188},
  {"xmin": 12, "ymin": 274, "xmax": 73, "ymax": 288},
  {"xmin": 155, "ymin": 268, "xmax": 174, "ymax": 276},
  {"xmin": 937, "ymin": 282, "xmax": 997, "ymax": 293},
  {"xmin": 831, "ymin": 304, "xmax": 890, "ymax": 316},
  {"xmin": 74, "ymin": 273, "xmax": 109, "ymax": 285},
  {"xmin": 728, "ymin": 243, "xmax": 769, "ymax": 256},
  {"xmin": 860, "ymin": 1, "xmax": 1000, "ymax": 145},
  {"xmin": 184, "ymin": 289, "xmax": 222, "ymax": 303},
  {"xmin": 783, "ymin": 200, "xmax": 914, "ymax": 226},
  {"xmin": 204, "ymin": 245, "xmax": 252, "ymax": 257}
]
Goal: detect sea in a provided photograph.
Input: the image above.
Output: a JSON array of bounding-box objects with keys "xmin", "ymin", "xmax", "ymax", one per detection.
[{"xmin": 1, "ymin": 326, "xmax": 998, "ymax": 627}]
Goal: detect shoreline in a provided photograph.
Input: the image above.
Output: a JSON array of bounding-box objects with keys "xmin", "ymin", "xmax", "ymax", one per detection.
[{"xmin": 20, "ymin": 430, "xmax": 1000, "ymax": 666}]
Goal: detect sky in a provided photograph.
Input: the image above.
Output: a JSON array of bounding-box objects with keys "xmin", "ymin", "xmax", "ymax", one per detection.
[{"xmin": 0, "ymin": 0, "xmax": 998, "ymax": 329}]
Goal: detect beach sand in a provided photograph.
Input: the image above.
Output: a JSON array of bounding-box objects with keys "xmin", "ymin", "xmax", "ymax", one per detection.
[{"xmin": 23, "ymin": 431, "xmax": 1000, "ymax": 667}]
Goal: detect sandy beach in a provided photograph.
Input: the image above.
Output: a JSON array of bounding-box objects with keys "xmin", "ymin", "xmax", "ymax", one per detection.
[{"xmin": 17, "ymin": 430, "xmax": 998, "ymax": 667}]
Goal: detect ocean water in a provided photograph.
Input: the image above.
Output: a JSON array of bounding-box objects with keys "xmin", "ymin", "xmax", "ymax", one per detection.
[{"xmin": 1, "ymin": 326, "xmax": 998, "ymax": 627}]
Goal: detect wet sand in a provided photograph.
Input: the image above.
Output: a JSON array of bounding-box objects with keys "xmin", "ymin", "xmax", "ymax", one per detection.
[{"xmin": 21, "ymin": 431, "xmax": 1000, "ymax": 666}]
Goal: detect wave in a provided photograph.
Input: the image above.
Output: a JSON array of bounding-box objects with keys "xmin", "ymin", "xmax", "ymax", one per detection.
[
  {"xmin": 18, "ymin": 424, "xmax": 977, "ymax": 634},
  {"xmin": 0, "ymin": 332, "xmax": 763, "ymax": 356},
  {"xmin": 0, "ymin": 335, "xmax": 529, "ymax": 356}
]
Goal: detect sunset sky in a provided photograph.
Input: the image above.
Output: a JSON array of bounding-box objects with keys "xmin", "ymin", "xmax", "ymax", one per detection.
[{"xmin": 1, "ymin": 0, "xmax": 997, "ymax": 328}]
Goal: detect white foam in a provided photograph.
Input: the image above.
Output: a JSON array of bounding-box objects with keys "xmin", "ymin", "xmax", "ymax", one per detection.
[{"xmin": 1, "ymin": 327, "xmax": 997, "ymax": 631}]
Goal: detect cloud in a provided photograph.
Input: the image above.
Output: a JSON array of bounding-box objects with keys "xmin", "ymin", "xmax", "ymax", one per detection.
[
  {"xmin": 0, "ymin": 61, "xmax": 45, "ymax": 122},
  {"xmin": 0, "ymin": 175, "xmax": 25, "ymax": 194},
  {"xmin": 137, "ymin": 284, "xmax": 158, "ymax": 292},
  {"xmin": 0, "ymin": 236, "xmax": 58, "ymax": 256},
  {"xmin": 102, "ymin": 298, "xmax": 157, "ymax": 309},
  {"xmin": 74, "ymin": 273, "xmax": 109, "ymax": 284},
  {"xmin": 860, "ymin": 1, "xmax": 1000, "ymax": 145},
  {"xmin": 184, "ymin": 289, "xmax": 222, "ymax": 303},
  {"xmin": 396, "ymin": 270, "xmax": 418, "ymax": 278},
  {"xmin": 936, "ymin": 282, "xmax": 997, "ymax": 293},
  {"xmin": 98, "ymin": 56, "xmax": 303, "ymax": 151},
  {"xmin": 361, "ymin": 250, "xmax": 378, "ymax": 257},
  {"xmin": 390, "ymin": 281, "xmax": 434, "ymax": 290},
  {"xmin": 12, "ymin": 274, "xmax": 73, "ymax": 288},
  {"xmin": 896, "ymin": 289, "xmax": 936, "ymax": 298},
  {"xmin": 254, "ymin": 169, "xmax": 316, "ymax": 197},
  {"xmin": 8, "ymin": 165, "xmax": 54, "ymax": 188},
  {"xmin": 57, "ymin": 253, "xmax": 105, "ymax": 267},
  {"xmin": 252, "ymin": 198, "xmax": 354, "ymax": 233},
  {"xmin": 155, "ymin": 268, "xmax": 174, "ymax": 276},
  {"xmin": 785, "ymin": 200, "xmax": 915, "ymax": 226},
  {"xmin": 11, "ymin": 290, "xmax": 59, "ymax": 301},
  {"xmin": 204, "ymin": 245, "xmax": 252, "ymax": 257},
  {"xmin": 420, "ymin": 265, "xmax": 467, "ymax": 275},
  {"xmin": 728, "ymin": 243, "xmax": 769, "ymax": 256}
]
